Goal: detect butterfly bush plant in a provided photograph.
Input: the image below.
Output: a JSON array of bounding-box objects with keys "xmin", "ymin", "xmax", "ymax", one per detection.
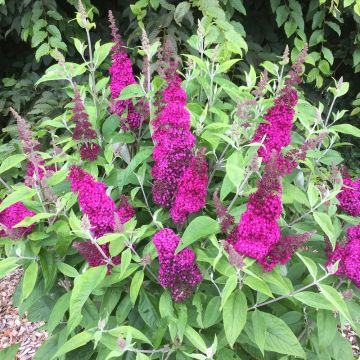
[{"xmin": 0, "ymin": 2, "xmax": 360, "ymax": 359}]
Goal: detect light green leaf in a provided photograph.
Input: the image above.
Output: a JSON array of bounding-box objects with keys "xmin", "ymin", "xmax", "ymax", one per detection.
[
  {"xmin": 176, "ymin": 216, "xmax": 219, "ymax": 253},
  {"xmin": 52, "ymin": 331, "xmax": 93, "ymax": 359},
  {"xmin": 0, "ymin": 154, "xmax": 26, "ymax": 175},
  {"xmin": 0, "ymin": 343, "xmax": 21, "ymax": 360},
  {"xmin": 0, "ymin": 257, "xmax": 19, "ymax": 280},
  {"xmin": 0, "ymin": 186, "xmax": 36, "ymax": 212},
  {"xmin": 47, "ymin": 292, "xmax": 71, "ymax": 333},
  {"xmin": 93, "ymin": 42, "xmax": 113, "ymax": 69},
  {"xmin": 57, "ymin": 262, "xmax": 79, "ymax": 278},
  {"xmin": 120, "ymin": 248, "xmax": 132, "ymax": 278},
  {"xmin": 330, "ymin": 124, "xmax": 360, "ymax": 138},
  {"xmin": 319, "ymin": 284, "xmax": 352, "ymax": 325},
  {"xmin": 22, "ymin": 262, "xmax": 38, "ymax": 301},
  {"xmin": 68, "ymin": 266, "xmax": 107, "ymax": 333},
  {"xmin": 226, "ymin": 151, "xmax": 245, "ymax": 188},
  {"xmin": 174, "ymin": 1, "xmax": 190, "ymax": 25},
  {"xmin": 218, "ymin": 59, "xmax": 240, "ymax": 74},
  {"xmin": 203, "ymin": 296, "xmax": 221, "ymax": 328},
  {"xmin": 307, "ymin": 181, "xmax": 319, "ymax": 208},
  {"xmin": 108, "ymin": 325, "xmax": 152, "ymax": 344},
  {"xmin": 253, "ymin": 312, "xmax": 306, "ymax": 358},
  {"xmin": 296, "ymin": 253, "xmax": 318, "ymax": 280},
  {"xmin": 35, "ymin": 42, "xmax": 50, "ymax": 62},
  {"xmin": 252, "ymin": 310, "xmax": 266, "ymax": 355},
  {"xmin": 294, "ymin": 291, "xmax": 334, "ymax": 310},
  {"xmin": 117, "ymin": 84, "xmax": 144, "ymax": 100},
  {"xmin": 97, "ymin": 233, "xmax": 124, "ymax": 245},
  {"xmin": 313, "ymin": 212, "xmax": 335, "ymax": 245},
  {"xmin": 223, "ymin": 289, "xmax": 247, "ymax": 348},
  {"xmin": 13, "ymin": 212, "xmax": 53, "ymax": 228},
  {"xmin": 220, "ymin": 273, "xmax": 237, "ymax": 310},
  {"xmin": 130, "ymin": 270, "xmax": 144, "ymax": 304},
  {"xmin": 317, "ymin": 310, "xmax": 337, "ymax": 350},
  {"xmin": 184, "ymin": 325, "xmax": 207, "ymax": 353}
]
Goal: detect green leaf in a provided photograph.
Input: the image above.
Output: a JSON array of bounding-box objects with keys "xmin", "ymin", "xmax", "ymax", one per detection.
[
  {"xmin": 296, "ymin": 253, "xmax": 318, "ymax": 280},
  {"xmin": 176, "ymin": 216, "xmax": 219, "ymax": 253},
  {"xmin": 130, "ymin": 270, "xmax": 144, "ymax": 304},
  {"xmin": 97, "ymin": 233, "xmax": 124, "ymax": 245},
  {"xmin": 184, "ymin": 325, "xmax": 207, "ymax": 353},
  {"xmin": 223, "ymin": 289, "xmax": 247, "ymax": 348},
  {"xmin": 0, "ymin": 257, "xmax": 19, "ymax": 280},
  {"xmin": 47, "ymin": 292, "xmax": 71, "ymax": 333},
  {"xmin": 93, "ymin": 42, "xmax": 113, "ymax": 69},
  {"xmin": 102, "ymin": 115, "xmax": 119, "ymax": 141},
  {"xmin": 174, "ymin": 1, "xmax": 190, "ymax": 25},
  {"xmin": 319, "ymin": 59, "xmax": 330, "ymax": 75},
  {"xmin": 35, "ymin": 42, "xmax": 50, "ymax": 61},
  {"xmin": 109, "ymin": 325, "xmax": 152, "ymax": 344},
  {"xmin": 52, "ymin": 331, "xmax": 93, "ymax": 359},
  {"xmin": 307, "ymin": 181, "xmax": 319, "ymax": 208},
  {"xmin": 13, "ymin": 212, "xmax": 53, "ymax": 228},
  {"xmin": 318, "ymin": 284, "xmax": 352, "ymax": 325},
  {"xmin": 68, "ymin": 266, "xmax": 107, "ymax": 333},
  {"xmin": 0, "ymin": 154, "xmax": 26, "ymax": 175},
  {"xmin": 322, "ymin": 47, "xmax": 334, "ymax": 65},
  {"xmin": 32, "ymin": 30, "xmax": 47, "ymax": 47},
  {"xmin": 313, "ymin": 212, "xmax": 335, "ymax": 246},
  {"xmin": 0, "ymin": 343, "xmax": 21, "ymax": 360},
  {"xmin": 218, "ymin": 59, "xmax": 240, "ymax": 74},
  {"xmin": 35, "ymin": 63, "xmax": 86, "ymax": 85},
  {"xmin": 252, "ymin": 310, "xmax": 266, "ymax": 355},
  {"xmin": 226, "ymin": 151, "xmax": 245, "ymax": 188},
  {"xmin": 203, "ymin": 296, "xmax": 221, "ymax": 328},
  {"xmin": 57, "ymin": 262, "xmax": 79, "ymax": 278},
  {"xmin": 243, "ymin": 275, "xmax": 273, "ymax": 298},
  {"xmin": 0, "ymin": 186, "xmax": 36, "ymax": 212},
  {"xmin": 330, "ymin": 124, "xmax": 360, "ymax": 138},
  {"xmin": 117, "ymin": 84, "xmax": 144, "ymax": 100},
  {"xmin": 220, "ymin": 273, "xmax": 237, "ymax": 310},
  {"xmin": 259, "ymin": 312, "xmax": 306, "ymax": 358},
  {"xmin": 22, "ymin": 262, "xmax": 38, "ymax": 301},
  {"xmin": 317, "ymin": 310, "xmax": 337, "ymax": 350},
  {"xmin": 294, "ymin": 291, "xmax": 333, "ymax": 310},
  {"xmin": 229, "ymin": 0, "xmax": 246, "ymax": 14},
  {"xmin": 120, "ymin": 248, "xmax": 132, "ymax": 278}
]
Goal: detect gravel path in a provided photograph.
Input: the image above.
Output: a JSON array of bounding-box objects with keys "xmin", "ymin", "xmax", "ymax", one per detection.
[{"xmin": 0, "ymin": 269, "xmax": 47, "ymax": 360}]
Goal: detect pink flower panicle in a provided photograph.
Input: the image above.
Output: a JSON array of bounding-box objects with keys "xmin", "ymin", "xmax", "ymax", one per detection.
[
  {"xmin": 228, "ymin": 155, "xmax": 283, "ymax": 260},
  {"xmin": 326, "ymin": 224, "xmax": 360, "ymax": 288},
  {"xmin": 284, "ymin": 132, "xmax": 328, "ymax": 168},
  {"xmin": 213, "ymin": 189, "xmax": 235, "ymax": 233},
  {"xmin": 170, "ymin": 149, "xmax": 208, "ymax": 224},
  {"xmin": 67, "ymin": 166, "xmax": 135, "ymax": 267},
  {"xmin": 152, "ymin": 228, "xmax": 202, "ymax": 302},
  {"xmin": 286, "ymin": 43, "xmax": 308, "ymax": 87},
  {"xmin": 117, "ymin": 194, "xmax": 136, "ymax": 223},
  {"xmin": 71, "ymin": 84, "xmax": 100, "ymax": 161},
  {"xmin": 108, "ymin": 10, "xmax": 124, "ymax": 54},
  {"xmin": 0, "ymin": 202, "xmax": 36, "ymax": 240},
  {"xmin": 10, "ymin": 107, "xmax": 40, "ymax": 154},
  {"xmin": 252, "ymin": 70, "xmax": 268, "ymax": 98},
  {"xmin": 151, "ymin": 73, "xmax": 195, "ymax": 208},
  {"xmin": 253, "ymin": 87, "xmax": 298, "ymax": 164},
  {"xmin": 259, "ymin": 232, "xmax": 313, "ymax": 272},
  {"xmin": 108, "ymin": 13, "xmax": 141, "ymax": 131},
  {"xmin": 336, "ymin": 175, "xmax": 360, "ymax": 217}
]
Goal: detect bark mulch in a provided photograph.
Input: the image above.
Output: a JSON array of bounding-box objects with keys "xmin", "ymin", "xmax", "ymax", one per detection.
[{"xmin": 0, "ymin": 269, "xmax": 47, "ymax": 360}]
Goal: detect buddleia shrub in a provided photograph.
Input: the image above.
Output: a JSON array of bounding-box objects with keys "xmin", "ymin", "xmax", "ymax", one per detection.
[{"xmin": 0, "ymin": 2, "xmax": 360, "ymax": 359}]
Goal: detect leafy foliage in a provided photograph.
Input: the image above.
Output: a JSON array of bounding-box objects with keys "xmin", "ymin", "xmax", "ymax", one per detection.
[{"xmin": 0, "ymin": 1, "xmax": 359, "ymax": 359}]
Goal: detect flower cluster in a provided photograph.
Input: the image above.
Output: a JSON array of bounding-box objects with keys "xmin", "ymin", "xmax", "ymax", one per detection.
[
  {"xmin": 326, "ymin": 224, "xmax": 360, "ymax": 288},
  {"xmin": 71, "ymin": 84, "xmax": 100, "ymax": 161},
  {"xmin": 259, "ymin": 232, "xmax": 313, "ymax": 272},
  {"xmin": 152, "ymin": 228, "xmax": 202, "ymax": 302},
  {"xmin": 108, "ymin": 10, "xmax": 141, "ymax": 130},
  {"xmin": 228, "ymin": 155, "xmax": 283, "ymax": 260},
  {"xmin": 67, "ymin": 166, "xmax": 135, "ymax": 266},
  {"xmin": 0, "ymin": 202, "xmax": 36, "ymax": 240},
  {"xmin": 151, "ymin": 74, "xmax": 195, "ymax": 208},
  {"xmin": 253, "ymin": 46, "xmax": 307, "ymax": 165},
  {"xmin": 170, "ymin": 149, "xmax": 208, "ymax": 224},
  {"xmin": 253, "ymin": 87, "xmax": 298, "ymax": 163},
  {"xmin": 336, "ymin": 175, "xmax": 360, "ymax": 217}
]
